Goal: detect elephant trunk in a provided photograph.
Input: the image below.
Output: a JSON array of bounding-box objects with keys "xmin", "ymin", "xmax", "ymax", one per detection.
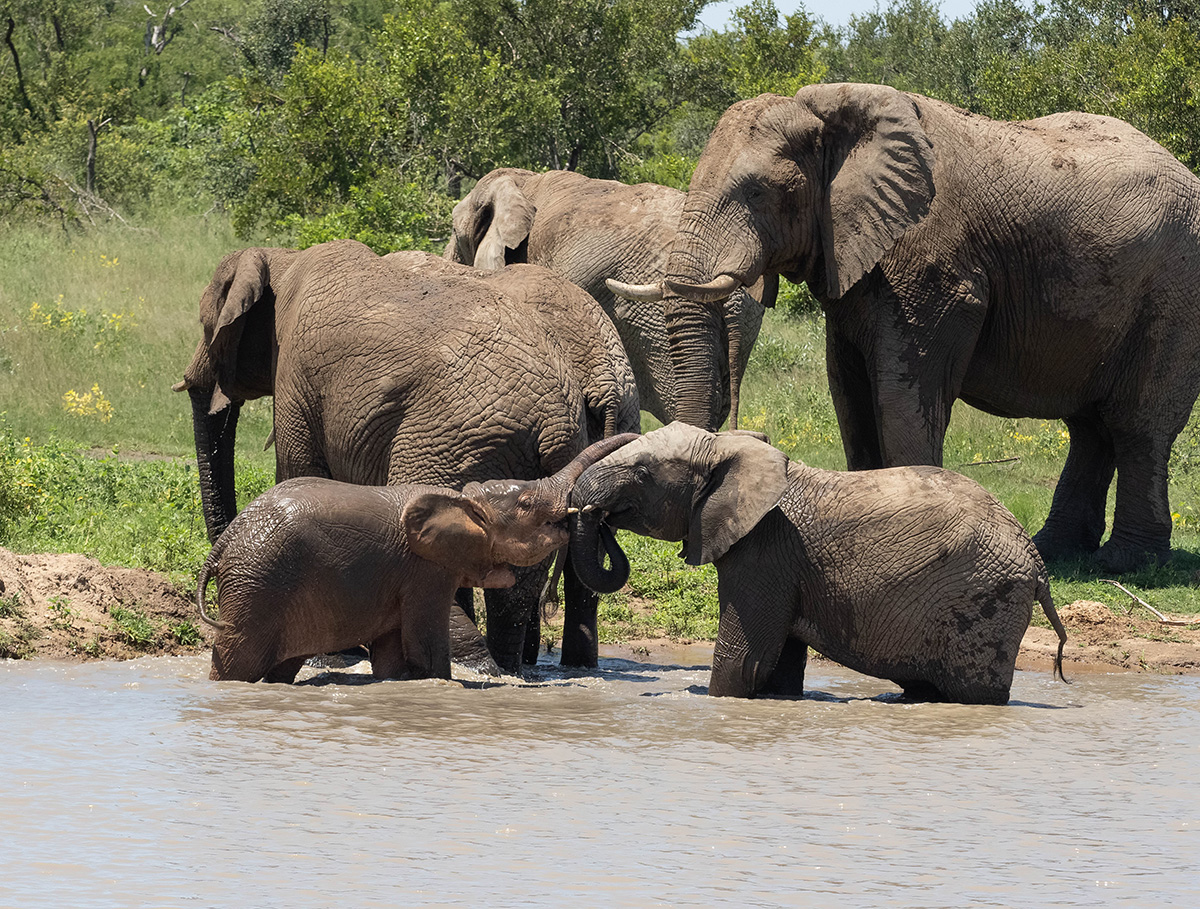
[
  {"xmin": 567, "ymin": 508, "xmax": 630, "ymax": 594},
  {"xmin": 534, "ymin": 433, "xmax": 642, "ymax": 515},
  {"xmin": 189, "ymin": 388, "xmax": 242, "ymax": 543},
  {"xmin": 662, "ymin": 196, "xmax": 765, "ymax": 431}
]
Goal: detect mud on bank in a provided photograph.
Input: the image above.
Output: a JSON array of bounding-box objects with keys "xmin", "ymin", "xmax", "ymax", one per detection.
[{"xmin": 2, "ymin": 548, "xmax": 1199, "ymax": 676}]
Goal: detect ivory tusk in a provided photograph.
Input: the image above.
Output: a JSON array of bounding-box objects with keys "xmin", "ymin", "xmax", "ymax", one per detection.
[
  {"xmin": 566, "ymin": 507, "xmax": 580, "ymax": 515},
  {"xmin": 606, "ymin": 278, "xmax": 664, "ymax": 302}
]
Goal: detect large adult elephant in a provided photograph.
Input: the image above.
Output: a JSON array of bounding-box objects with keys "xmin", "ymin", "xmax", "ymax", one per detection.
[
  {"xmin": 444, "ymin": 167, "xmax": 774, "ymax": 428},
  {"xmin": 646, "ymin": 82, "xmax": 1200, "ymax": 571},
  {"xmin": 175, "ymin": 239, "xmax": 640, "ymax": 670}
]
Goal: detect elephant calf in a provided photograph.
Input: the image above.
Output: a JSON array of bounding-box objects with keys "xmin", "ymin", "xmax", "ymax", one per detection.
[
  {"xmin": 198, "ymin": 436, "xmax": 635, "ymax": 683},
  {"xmin": 569, "ymin": 422, "xmax": 1067, "ymax": 704}
]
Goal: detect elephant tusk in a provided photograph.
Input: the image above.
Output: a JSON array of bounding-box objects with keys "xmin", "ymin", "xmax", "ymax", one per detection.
[
  {"xmin": 581, "ymin": 504, "xmax": 598, "ymax": 514},
  {"xmin": 664, "ymin": 274, "xmax": 740, "ymax": 303},
  {"xmin": 606, "ymin": 278, "xmax": 664, "ymax": 302},
  {"xmin": 566, "ymin": 507, "xmax": 580, "ymax": 515}
]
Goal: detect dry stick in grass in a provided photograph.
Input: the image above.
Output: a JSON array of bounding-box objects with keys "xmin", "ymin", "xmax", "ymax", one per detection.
[
  {"xmin": 1100, "ymin": 579, "xmax": 1200, "ymax": 626},
  {"xmin": 955, "ymin": 457, "xmax": 1022, "ymax": 469}
]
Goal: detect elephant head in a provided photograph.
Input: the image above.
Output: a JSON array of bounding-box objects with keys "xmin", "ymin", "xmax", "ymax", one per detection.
[
  {"xmin": 567, "ymin": 422, "xmax": 790, "ymax": 593},
  {"xmin": 444, "ymin": 168, "xmax": 537, "ymax": 270},
  {"xmin": 402, "ymin": 433, "xmax": 635, "ymax": 589},
  {"xmin": 174, "ymin": 246, "xmax": 300, "ymax": 541},
  {"xmin": 654, "ymin": 83, "xmax": 936, "ymax": 430}
]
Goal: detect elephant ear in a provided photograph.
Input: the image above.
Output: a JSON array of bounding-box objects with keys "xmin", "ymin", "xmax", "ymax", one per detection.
[
  {"xmin": 402, "ymin": 491, "xmax": 514, "ymax": 589},
  {"xmin": 685, "ymin": 433, "xmax": 790, "ymax": 566},
  {"xmin": 456, "ymin": 171, "xmax": 536, "ymax": 271},
  {"xmin": 195, "ymin": 247, "xmax": 293, "ymax": 414},
  {"xmin": 797, "ymin": 83, "xmax": 936, "ymax": 300},
  {"xmin": 744, "ymin": 273, "xmax": 779, "ymax": 309}
]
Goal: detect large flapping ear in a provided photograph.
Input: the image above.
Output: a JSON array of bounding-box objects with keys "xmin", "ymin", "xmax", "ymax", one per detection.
[
  {"xmin": 198, "ymin": 247, "xmax": 294, "ymax": 413},
  {"xmin": 401, "ymin": 491, "xmax": 512, "ymax": 589},
  {"xmin": 685, "ymin": 432, "xmax": 790, "ymax": 565},
  {"xmin": 796, "ymin": 83, "xmax": 936, "ymax": 300},
  {"xmin": 458, "ymin": 172, "xmax": 537, "ymax": 271}
]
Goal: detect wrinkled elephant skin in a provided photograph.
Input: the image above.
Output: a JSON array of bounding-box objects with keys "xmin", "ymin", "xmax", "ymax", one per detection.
[
  {"xmin": 179, "ymin": 240, "xmax": 640, "ymax": 672},
  {"xmin": 661, "ymin": 82, "xmax": 1200, "ymax": 571},
  {"xmin": 570, "ymin": 422, "xmax": 1068, "ymax": 704}
]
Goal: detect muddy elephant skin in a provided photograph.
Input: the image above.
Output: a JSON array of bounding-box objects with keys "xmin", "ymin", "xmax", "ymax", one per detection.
[
  {"xmin": 178, "ymin": 239, "xmax": 639, "ymax": 671},
  {"xmin": 570, "ymin": 422, "xmax": 1068, "ymax": 704},
  {"xmin": 199, "ymin": 434, "xmax": 636, "ymax": 683}
]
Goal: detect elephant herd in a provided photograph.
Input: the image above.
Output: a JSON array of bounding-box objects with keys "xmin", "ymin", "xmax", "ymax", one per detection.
[{"xmin": 184, "ymin": 82, "xmax": 1200, "ymax": 704}]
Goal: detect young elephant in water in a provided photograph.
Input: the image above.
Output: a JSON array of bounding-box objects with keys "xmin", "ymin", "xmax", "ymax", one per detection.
[
  {"xmin": 198, "ymin": 435, "xmax": 636, "ymax": 683},
  {"xmin": 569, "ymin": 422, "xmax": 1067, "ymax": 704}
]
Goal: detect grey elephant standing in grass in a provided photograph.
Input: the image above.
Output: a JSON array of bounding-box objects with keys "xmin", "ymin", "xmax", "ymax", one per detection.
[
  {"xmin": 198, "ymin": 435, "xmax": 636, "ymax": 683},
  {"xmin": 644, "ymin": 82, "xmax": 1200, "ymax": 571},
  {"xmin": 569, "ymin": 422, "xmax": 1067, "ymax": 704},
  {"xmin": 444, "ymin": 167, "xmax": 773, "ymax": 427},
  {"xmin": 176, "ymin": 239, "xmax": 639, "ymax": 672}
]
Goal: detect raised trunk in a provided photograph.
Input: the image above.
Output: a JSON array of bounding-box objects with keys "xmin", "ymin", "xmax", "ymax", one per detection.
[
  {"xmin": 190, "ymin": 388, "xmax": 241, "ymax": 542},
  {"xmin": 568, "ymin": 511, "xmax": 630, "ymax": 594}
]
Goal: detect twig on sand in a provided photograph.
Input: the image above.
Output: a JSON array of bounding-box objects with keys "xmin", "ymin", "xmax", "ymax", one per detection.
[{"xmin": 1100, "ymin": 579, "xmax": 1200, "ymax": 626}]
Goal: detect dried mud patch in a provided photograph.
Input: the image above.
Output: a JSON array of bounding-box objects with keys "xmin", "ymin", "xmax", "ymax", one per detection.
[
  {"xmin": 1019, "ymin": 600, "xmax": 1200, "ymax": 675},
  {"xmin": 0, "ymin": 547, "xmax": 212, "ymax": 661}
]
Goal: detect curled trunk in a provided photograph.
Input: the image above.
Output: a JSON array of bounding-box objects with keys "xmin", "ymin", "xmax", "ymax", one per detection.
[
  {"xmin": 568, "ymin": 510, "xmax": 630, "ymax": 594},
  {"xmin": 189, "ymin": 388, "xmax": 242, "ymax": 542}
]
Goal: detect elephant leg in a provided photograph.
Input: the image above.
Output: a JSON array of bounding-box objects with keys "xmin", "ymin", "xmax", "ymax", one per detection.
[
  {"xmin": 209, "ymin": 634, "xmax": 276, "ymax": 683},
  {"xmin": 455, "ymin": 587, "xmax": 477, "ymax": 624},
  {"xmin": 484, "ymin": 564, "xmax": 543, "ymax": 674},
  {"xmin": 449, "ymin": 595, "xmax": 502, "ymax": 676},
  {"xmin": 1098, "ymin": 428, "xmax": 1174, "ymax": 571},
  {"xmin": 559, "ymin": 558, "xmax": 600, "ymax": 668},
  {"xmin": 372, "ymin": 611, "xmax": 452, "ymax": 681},
  {"xmin": 1033, "ymin": 411, "xmax": 1114, "ymax": 562},
  {"xmin": 708, "ymin": 557, "xmax": 794, "ymax": 698},
  {"xmin": 826, "ymin": 322, "xmax": 883, "ymax": 470},
  {"xmin": 764, "ymin": 635, "xmax": 808, "ymax": 696},
  {"xmin": 370, "ymin": 628, "xmax": 407, "ymax": 679},
  {"xmin": 522, "ymin": 597, "xmax": 542, "ymax": 665},
  {"xmin": 264, "ymin": 656, "xmax": 306, "ymax": 684}
]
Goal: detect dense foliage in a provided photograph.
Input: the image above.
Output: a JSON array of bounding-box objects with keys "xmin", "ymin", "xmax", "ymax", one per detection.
[{"xmin": 5, "ymin": 0, "xmax": 1197, "ymax": 250}]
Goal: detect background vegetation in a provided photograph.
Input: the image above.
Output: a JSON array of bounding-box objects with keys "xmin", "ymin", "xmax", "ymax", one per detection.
[{"xmin": 1, "ymin": 0, "xmax": 1198, "ymax": 644}]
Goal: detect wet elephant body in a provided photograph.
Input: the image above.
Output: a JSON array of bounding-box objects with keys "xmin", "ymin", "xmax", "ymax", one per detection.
[
  {"xmin": 180, "ymin": 239, "xmax": 639, "ymax": 672},
  {"xmin": 569, "ymin": 423, "xmax": 1067, "ymax": 704}
]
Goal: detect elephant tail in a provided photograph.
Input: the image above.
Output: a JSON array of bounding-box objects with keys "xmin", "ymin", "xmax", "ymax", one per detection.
[
  {"xmin": 196, "ymin": 543, "xmax": 228, "ymax": 630},
  {"xmin": 1036, "ymin": 571, "xmax": 1068, "ymax": 684}
]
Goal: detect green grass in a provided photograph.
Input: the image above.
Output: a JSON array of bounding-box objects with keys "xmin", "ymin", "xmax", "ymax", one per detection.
[{"xmin": 0, "ymin": 216, "xmax": 1197, "ymax": 637}]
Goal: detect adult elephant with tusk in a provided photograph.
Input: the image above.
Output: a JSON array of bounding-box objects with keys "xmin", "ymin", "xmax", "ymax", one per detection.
[
  {"xmin": 444, "ymin": 167, "xmax": 775, "ymax": 429},
  {"xmin": 655, "ymin": 81, "xmax": 1200, "ymax": 571},
  {"xmin": 176, "ymin": 239, "xmax": 640, "ymax": 672}
]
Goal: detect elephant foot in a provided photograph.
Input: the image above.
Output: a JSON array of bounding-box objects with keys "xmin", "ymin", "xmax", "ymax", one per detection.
[
  {"xmin": 1095, "ymin": 539, "xmax": 1169, "ymax": 574},
  {"xmin": 1031, "ymin": 527, "xmax": 1099, "ymax": 565},
  {"xmin": 559, "ymin": 626, "xmax": 599, "ymax": 669}
]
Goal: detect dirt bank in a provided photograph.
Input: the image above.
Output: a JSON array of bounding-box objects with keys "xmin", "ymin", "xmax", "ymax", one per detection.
[
  {"xmin": 0, "ymin": 548, "xmax": 212, "ymax": 661},
  {"xmin": 2, "ymin": 548, "xmax": 1199, "ymax": 675}
]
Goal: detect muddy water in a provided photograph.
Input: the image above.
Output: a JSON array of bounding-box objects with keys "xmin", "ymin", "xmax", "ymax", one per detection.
[{"xmin": 1, "ymin": 653, "xmax": 1197, "ymax": 908}]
